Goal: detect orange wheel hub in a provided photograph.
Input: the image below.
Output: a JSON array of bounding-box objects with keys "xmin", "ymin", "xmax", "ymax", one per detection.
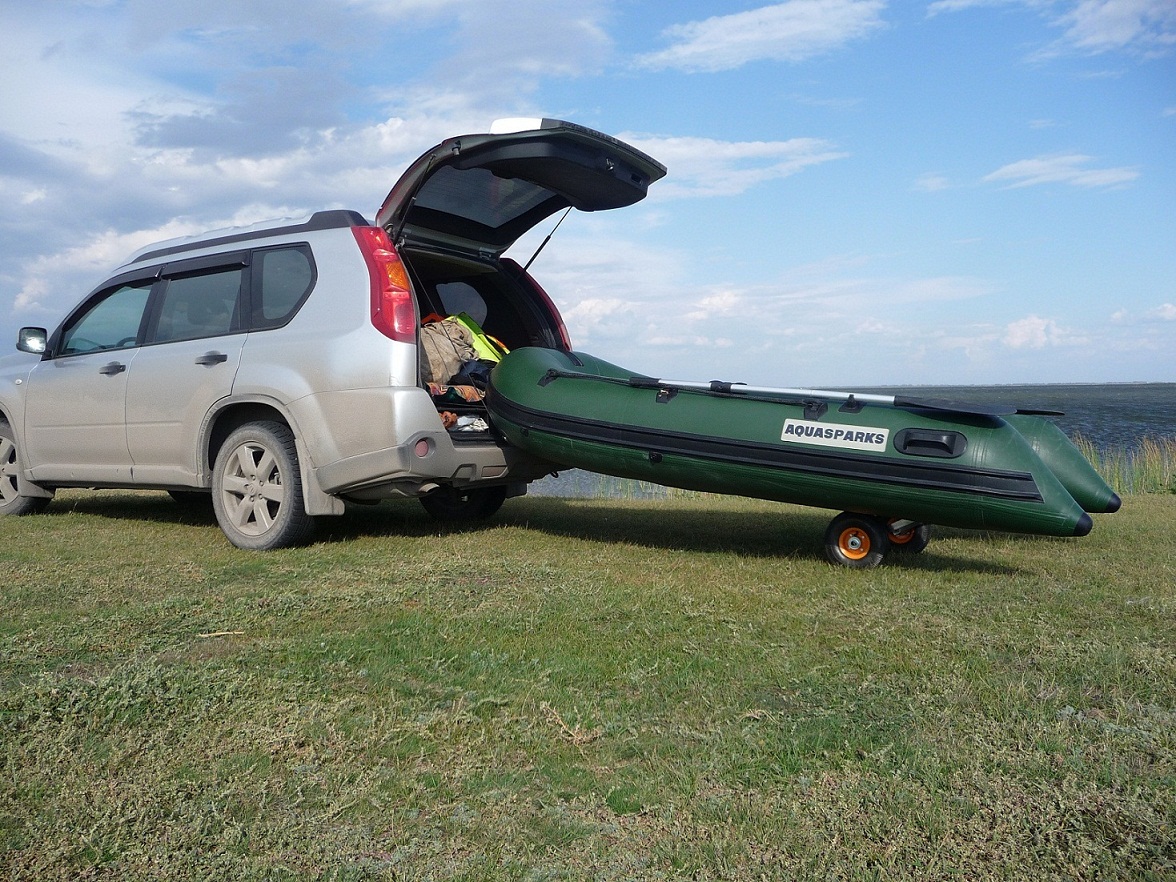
[{"xmin": 837, "ymin": 527, "xmax": 872, "ymax": 560}]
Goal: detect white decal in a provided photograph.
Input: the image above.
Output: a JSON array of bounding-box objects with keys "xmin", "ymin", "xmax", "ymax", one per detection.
[{"xmin": 780, "ymin": 419, "xmax": 889, "ymax": 452}]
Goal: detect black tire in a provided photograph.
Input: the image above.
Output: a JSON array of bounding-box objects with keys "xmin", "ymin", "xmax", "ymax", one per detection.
[
  {"xmin": 419, "ymin": 485, "xmax": 507, "ymax": 522},
  {"xmin": 212, "ymin": 421, "xmax": 314, "ymax": 550},
  {"xmin": 824, "ymin": 512, "xmax": 890, "ymax": 569},
  {"xmin": 888, "ymin": 521, "xmax": 932, "ymax": 554},
  {"xmin": 0, "ymin": 423, "xmax": 51, "ymax": 516}
]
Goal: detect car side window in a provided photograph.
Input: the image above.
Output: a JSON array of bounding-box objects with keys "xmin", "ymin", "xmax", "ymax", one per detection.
[
  {"xmin": 59, "ymin": 281, "xmax": 153, "ymax": 355},
  {"xmin": 251, "ymin": 245, "xmax": 315, "ymax": 330},
  {"xmin": 151, "ymin": 266, "xmax": 245, "ymax": 344}
]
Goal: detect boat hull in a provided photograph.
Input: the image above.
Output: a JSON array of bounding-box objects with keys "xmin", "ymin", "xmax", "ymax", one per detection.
[
  {"xmin": 487, "ymin": 348, "xmax": 1110, "ymax": 538},
  {"xmin": 1004, "ymin": 413, "xmax": 1121, "ymax": 515}
]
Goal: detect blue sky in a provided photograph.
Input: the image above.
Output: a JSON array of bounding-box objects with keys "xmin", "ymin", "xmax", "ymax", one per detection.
[{"xmin": 1, "ymin": 0, "xmax": 1173, "ymax": 386}]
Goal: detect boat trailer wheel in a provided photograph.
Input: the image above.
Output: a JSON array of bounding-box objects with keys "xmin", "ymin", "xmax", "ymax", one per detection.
[
  {"xmin": 824, "ymin": 513, "xmax": 932, "ymax": 567},
  {"xmin": 825, "ymin": 513, "xmax": 889, "ymax": 568},
  {"xmin": 887, "ymin": 518, "xmax": 933, "ymax": 554}
]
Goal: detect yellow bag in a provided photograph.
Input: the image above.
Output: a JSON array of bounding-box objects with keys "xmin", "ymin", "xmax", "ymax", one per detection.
[{"xmin": 450, "ymin": 313, "xmax": 509, "ymax": 363}]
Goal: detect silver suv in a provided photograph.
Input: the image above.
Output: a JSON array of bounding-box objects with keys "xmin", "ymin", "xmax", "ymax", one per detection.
[{"xmin": 0, "ymin": 119, "xmax": 665, "ymax": 549}]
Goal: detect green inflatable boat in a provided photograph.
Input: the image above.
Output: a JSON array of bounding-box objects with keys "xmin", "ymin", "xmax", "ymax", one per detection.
[{"xmin": 485, "ymin": 347, "xmax": 1121, "ymax": 567}]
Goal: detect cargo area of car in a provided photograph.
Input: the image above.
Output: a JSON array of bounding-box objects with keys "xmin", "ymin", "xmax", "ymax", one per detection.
[{"xmin": 401, "ymin": 245, "xmax": 561, "ymax": 443}]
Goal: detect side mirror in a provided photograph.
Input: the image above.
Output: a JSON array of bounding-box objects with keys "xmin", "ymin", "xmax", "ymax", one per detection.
[{"xmin": 17, "ymin": 327, "xmax": 48, "ymax": 355}]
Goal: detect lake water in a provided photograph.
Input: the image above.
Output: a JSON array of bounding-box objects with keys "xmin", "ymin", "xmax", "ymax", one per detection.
[
  {"xmin": 860, "ymin": 382, "xmax": 1176, "ymax": 451},
  {"xmin": 529, "ymin": 382, "xmax": 1175, "ymax": 498}
]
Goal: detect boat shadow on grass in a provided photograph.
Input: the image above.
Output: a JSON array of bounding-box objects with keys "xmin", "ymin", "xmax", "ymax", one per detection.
[
  {"xmin": 498, "ymin": 497, "xmax": 1028, "ymax": 576},
  {"xmin": 30, "ymin": 490, "xmax": 1033, "ymax": 575}
]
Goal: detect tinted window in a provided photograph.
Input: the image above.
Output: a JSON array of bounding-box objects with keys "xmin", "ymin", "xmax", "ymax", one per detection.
[
  {"xmin": 435, "ymin": 282, "xmax": 488, "ymax": 325},
  {"xmin": 152, "ymin": 266, "xmax": 244, "ymax": 343},
  {"xmin": 60, "ymin": 282, "xmax": 153, "ymax": 355},
  {"xmin": 252, "ymin": 245, "xmax": 314, "ymax": 329},
  {"xmin": 416, "ymin": 166, "xmax": 553, "ymax": 231}
]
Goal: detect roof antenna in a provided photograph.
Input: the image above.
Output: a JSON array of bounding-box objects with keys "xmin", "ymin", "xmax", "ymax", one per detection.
[{"xmin": 523, "ymin": 207, "xmax": 572, "ymax": 271}]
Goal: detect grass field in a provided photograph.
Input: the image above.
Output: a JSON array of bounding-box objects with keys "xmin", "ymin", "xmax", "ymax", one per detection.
[{"xmin": 2, "ymin": 490, "xmax": 1173, "ymax": 880}]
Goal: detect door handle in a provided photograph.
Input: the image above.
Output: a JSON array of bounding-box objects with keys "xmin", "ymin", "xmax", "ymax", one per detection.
[
  {"xmin": 98, "ymin": 361, "xmax": 126, "ymax": 376},
  {"xmin": 195, "ymin": 351, "xmax": 229, "ymax": 366}
]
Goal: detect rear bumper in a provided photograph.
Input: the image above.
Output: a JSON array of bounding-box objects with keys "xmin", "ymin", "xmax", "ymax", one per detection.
[
  {"xmin": 291, "ymin": 385, "xmax": 553, "ymax": 498},
  {"xmin": 315, "ymin": 430, "xmax": 553, "ymax": 499}
]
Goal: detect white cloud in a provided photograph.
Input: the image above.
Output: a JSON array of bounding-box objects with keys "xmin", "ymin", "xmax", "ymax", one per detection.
[
  {"xmin": 1150, "ymin": 303, "xmax": 1176, "ymax": 320},
  {"xmin": 623, "ymin": 135, "xmax": 848, "ymax": 198},
  {"xmin": 12, "ymin": 277, "xmax": 50, "ymax": 316},
  {"xmin": 1057, "ymin": 0, "xmax": 1176, "ymax": 55},
  {"xmin": 562, "ymin": 297, "xmax": 642, "ymax": 338},
  {"xmin": 1002, "ymin": 314, "xmax": 1085, "ymax": 349},
  {"xmin": 446, "ymin": 0, "xmax": 614, "ymax": 83},
  {"xmin": 927, "ymin": 0, "xmax": 1022, "ymax": 13},
  {"xmin": 636, "ymin": 0, "xmax": 886, "ymax": 72},
  {"xmin": 930, "ymin": 326, "xmax": 1004, "ymax": 359},
  {"xmin": 9, "ymin": 205, "xmax": 319, "ymax": 321},
  {"xmin": 983, "ymin": 153, "xmax": 1139, "ymax": 188},
  {"xmin": 1004, "ymin": 315, "xmax": 1054, "ymax": 349},
  {"xmin": 509, "ymin": 226, "xmax": 688, "ymax": 351},
  {"xmin": 929, "ymin": 0, "xmax": 1176, "ymax": 57},
  {"xmin": 645, "ymin": 333, "xmax": 730, "ymax": 349},
  {"xmin": 684, "ymin": 289, "xmax": 744, "ymax": 322},
  {"xmin": 510, "ymin": 243, "xmax": 981, "ymax": 380},
  {"xmin": 759, "ymin": 261, "xmax": 996, "ymax": 314},
  {"xmin": 1105, "ymin": 304, "xmax": 1176, "ymax": 326}
]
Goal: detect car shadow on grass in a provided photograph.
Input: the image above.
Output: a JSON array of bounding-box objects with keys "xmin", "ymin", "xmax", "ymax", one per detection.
[{"xmin": 39, "ymin": 490, "xmax": 219, "ymax": 525}]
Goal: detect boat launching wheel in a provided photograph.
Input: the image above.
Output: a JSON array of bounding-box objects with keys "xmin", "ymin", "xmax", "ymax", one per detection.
[
  {"xmin": 824, "ymin": 513, "xmax": 890, "ymax": 569},
  {"xmin": 887, "ymin": 519, "xmax": 932, "ymax": 555}
]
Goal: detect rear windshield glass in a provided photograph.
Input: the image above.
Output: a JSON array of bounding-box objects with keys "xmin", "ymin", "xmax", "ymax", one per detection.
[{"xmin": 416, "ymin": 166, "xmax": 552, "ymax": 231}]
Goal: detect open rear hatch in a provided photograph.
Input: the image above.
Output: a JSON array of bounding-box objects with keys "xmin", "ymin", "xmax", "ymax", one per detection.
[
  {"xmin": 375, "ymin": 118, "xmax": 666, "ymax": 256},
  {"xmin": 375, "ymin": 119, "xmax": 666, "ymax": 443}
]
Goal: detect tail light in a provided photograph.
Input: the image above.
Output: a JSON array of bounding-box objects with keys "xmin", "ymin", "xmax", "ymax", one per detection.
[{"xmin": 353, "ymin": 226, "xmax": 416, "ymax": 343}]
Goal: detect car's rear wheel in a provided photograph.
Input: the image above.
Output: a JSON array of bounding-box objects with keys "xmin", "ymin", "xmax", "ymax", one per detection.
[
  {"xmin": 419, "ymin": 485, "xmax": 507, "ymax": 521},
  {"xmin": 212, "ymin": 421, "xmax": 314, "ymax": 550},
  {"xmin": 0, "ymin": 423, "xmax": 51, "ymax": 516}
]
